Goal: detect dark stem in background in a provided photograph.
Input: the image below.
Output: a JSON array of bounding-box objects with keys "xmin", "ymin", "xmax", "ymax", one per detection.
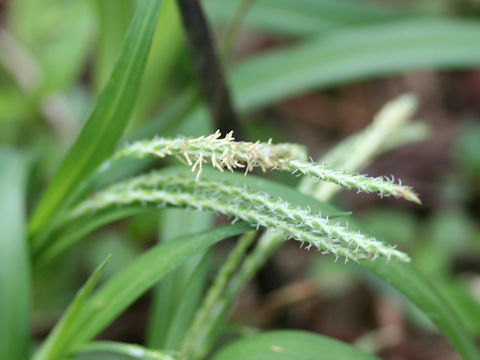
[{"xmin": 177, "ymin": 0, "xmax": 242, "ymax": 137}]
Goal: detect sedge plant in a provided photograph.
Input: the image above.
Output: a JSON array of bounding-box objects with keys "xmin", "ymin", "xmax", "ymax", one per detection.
[{"xmin": 1, "ymin": 1, "xmax": 480, "ymax": 360}]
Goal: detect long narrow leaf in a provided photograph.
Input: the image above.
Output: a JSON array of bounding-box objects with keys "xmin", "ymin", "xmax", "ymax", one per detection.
[
  {"xmin": 57, "ymin": 223, "xmax": 250, "ymax": 349},
  {"xmin": 161, "ymin": 253, "xmax": 211, "ymax": 348},
  {"xmin": 146, "ymin": 210, "xmax": 213, "ymax": 349},
  {"xmin": 360, "ymin": 259, "xmax": 480, "ymax": 360},
  {"xmin": 36, "ymin": 206, "xmax": 149, "ymax": 265},
  {"xmin": 33, "ymin": 256, "xmax": 111, "ymax": 360},
  {"xmin": 73, "ymin": 341, "xmax": 175, "ymax": 360},
  {"xmin": 230, "ymin": 19, "xmax": 480, "ymax": 111},
  {"xmin": 132, "ymin": 0, "xmax": 186, "ymax": 127},
  {"xmin": 94, "ymin": 0, "xmax": 133, "ymax": 91},
  {"xmin": 205, "ymin": 0, "xmax": 401, "ymax": 37},
  {"xmin": 0, "ymin": 149, "xmax": 31, "ymax": 360},
  {"xmin": 29, "ymin": 0, "xmax": 162, "ymax": 245}
]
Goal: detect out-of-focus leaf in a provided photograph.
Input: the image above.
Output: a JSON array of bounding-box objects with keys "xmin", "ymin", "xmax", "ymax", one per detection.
[
  {"xmin": 55, "ymin": 223, "xmax": 250, "ymax": 349},
  {"xmin": 29, "ymin": 0, "xmax": 163, "ymax": 246},
  {"xmin": 454, "ymin": 121, "xmax": 480, "ymax": 179},
  {"xmin": 0, "ymin": 149, "xmax": 31, "ymax": 360},
  {"xmin": 146, "ymin": 210, "xmax": 213, "ymax": 349},
  {"xmin": 441, "ymin": 281, "xmax": 480, "ymax": 336},
  {"xmin": 8, "ymin": 0, "xmax": 93, "ymax": 92},
  {"xmin": 205, "ymin": 0, "xmax": 402, "ymax": 37},
  {"xmin": 212, "ymin": 330, "xmax": 379, "ymax": 360},
  {"xmin": 360, "ymin": 259, "xmax": 480, "ymax": 360},
  {"xmin": 32, "ymin": 256, "xmax": 110, "ymax": 360},
  {"xmin": 177, "ymin": 19, "xmax": 480, "ymax": 129},
  {"xmin": 161, "ymin": 254, "xmax": 211, "ymax": 348},
  {"xmin": 94, "ymin": 0, "xmax": 134, "ymax": 91},
  {"xmin": 230, "ymin": 19, "xmax": 480, "ymax": 111},
  {"xmin": 132, "ymin": 0, "xmax": 186, "ymax": 127},
  {"xmin": 35, "ymin": 206, "xmax": 149, "ymax": 265},
  {"xmin": 73, "ymin": 341, "xmax": 175, "ymax": 360}
]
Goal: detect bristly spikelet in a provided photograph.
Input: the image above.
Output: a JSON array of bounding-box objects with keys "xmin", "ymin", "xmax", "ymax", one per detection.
[
  {"xmin": 67, "ymin": 172, "xmax": 410, "ymax": 262},
  {"xmin": 110, "ymin": 131, "xmax": 420, "ymax": 203},
  {"xmin": 112, "ymin": 130, "xmax": 306, "ymax": 180},
  {"xmin": 279, "ymin": 160, "xmax": 421, "ymax": 204}
]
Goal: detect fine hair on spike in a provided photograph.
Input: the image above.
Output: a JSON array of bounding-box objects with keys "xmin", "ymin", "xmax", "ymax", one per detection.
[
  {"xmin": 67, "ymin": 171, "xmax": 411, "ymax": 263},
  {"xmin": 108, "ymin": 131, "xmax": 421, "ymax": 204}
]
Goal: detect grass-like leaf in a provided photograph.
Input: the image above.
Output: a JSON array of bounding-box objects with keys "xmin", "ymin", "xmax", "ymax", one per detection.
[
  {"xmin": 146, "ymin": 209, "xmax": 213, "ymax": 350},
  {"xmin": 212, "ymin": 330, "xmax": 379, "ymax": 360},
  {"xmin": 150, "ymin": 250, "xmax": 210, "ymax": 349},
  {"xmin": 205, "ymin": 0, "xmax": 401, "ymax": 37},
  {"xmin": 360, "ymin": 259, "xmax": 480, "ymax": 360},
  {"xmin": 72, "ymin": 341, "xmax": 176, "ymax": 360},
  {"xmin": 28, "ymin": 0, "xmax": 162, "ymax": 245},
  {"xmin": 32, "ymin": 256, "xmax": 111, "ymax": 360},
  {"xmin": 51, "ymin": 223, "xmax": 250, "ymax": 350},
  {"xmin": 0, "ymin": 149, "xmax": 31, "ymax": 360},
  {"xmin": 35, "ymin": 206, "xmax": 148, "ymax": 265},
  {"xmin": 133, "ymin": 0, "xmax": 185, "ymax": 126},
  {"xmin": 231, "ymin": 19, "xmax": 480, "ymax": 111},
  {"xmin": 94, "ymin": 0, "xmax": 133, "ymax": 91}
]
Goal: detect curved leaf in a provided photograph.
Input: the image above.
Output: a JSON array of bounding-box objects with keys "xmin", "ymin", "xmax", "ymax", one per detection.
[
  {"xmin": 35, "ymin": 206, "xmax": 149, "ymax": 265},
  {"xmin": 205, "ymin": 0, "xmax": 401, "ymax": 37},
  {"xmin": 73, "ymin": 341, "xmax": 175, "ymax": 360},
  {"xmin": 9, "ymin": 0, "xmax": 92, "ymax": 91},
  {"xmin": 94, "ymin": 0, "xmax": 134, "ymax": 91},
  {"xmin": 212, "ymin": 330, "xmax": 379, "ymax": 360},
  {"xmin": 231, "ymin": 19, "xmax": 480, "ymax": 111},
  {"xmin": 33, "ymin": 256, "xmax": 111, "ymax": 360},
  {"xmin": 359, "ymin": 259, "xmax": 480, "ymax": 360},
  {"xmin": 57, "ymin": 222, "xmax": 250, "ymax": 349},
  {"xmin": 146, "ymin": 210, "xmax": 213, "ymax": 349},
  {"xmin": 29, "ymin": 0, "xmax": 162, "ymax": 245}
]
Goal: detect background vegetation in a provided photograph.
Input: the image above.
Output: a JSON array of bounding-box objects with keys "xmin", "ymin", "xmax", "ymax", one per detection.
[{"xmin": 1, "ymin": 0, "xmax": 480, "ymax": 359}]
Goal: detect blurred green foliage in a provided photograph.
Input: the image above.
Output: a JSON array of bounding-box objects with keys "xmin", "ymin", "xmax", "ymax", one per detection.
[{"xmin": 1, "ymin": 0, "xmax": 480, "ymax": 359}]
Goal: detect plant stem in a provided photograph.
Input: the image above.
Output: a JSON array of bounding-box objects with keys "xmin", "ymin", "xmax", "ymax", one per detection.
[{"xmin": 177, "ymin": 0, "xmax": 241, "ymax": 135}]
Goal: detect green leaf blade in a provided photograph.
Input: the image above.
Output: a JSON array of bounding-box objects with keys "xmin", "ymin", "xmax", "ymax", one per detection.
[
  {"xmin": 205, "ymin": 0, "xmax": 401, "ymax": 37},
  {"xmin": 360, "ymin": 259, "xmax": 480, "ymax": 360},
  {"xmin": 33, "ymin": 256, "xmax": 111, "ymax": 360},
  {"xmin": 146, "ymin": 210, "xmax": 214, "ymax": 349},
  {"xmin": 0, "ymin": 149, "xmax": 31, "ymax": 360},
  {"xmin": 212, "ymin": 330, "xmax": 379, "ymax": 360},
  {"xmin": 29, "ymin": 0, "xmax": 162, "ymax": 243},
  {"xmin": 231, "ymin": 19, "xmax": 480, "ymax": 111},
  {"xmin": 73, "ymin": 341, "xmax": 175, "ymax": 360},
  {"xmin": 59, "ymin": 222, "xmax": 250, "ymax": 349}
]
